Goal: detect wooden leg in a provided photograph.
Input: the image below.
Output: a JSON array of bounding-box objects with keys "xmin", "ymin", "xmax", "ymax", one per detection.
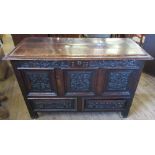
[
  {"xmin": 30, "ymin": 112, "xmax": 39, "ymax": 119},
  {"xmin": 121, "ymin": 98, "xmax": 133, "ymax": 118},
  {"xmin": 121, "ymin": 108, "xmax": 130, "ymax": 118}
]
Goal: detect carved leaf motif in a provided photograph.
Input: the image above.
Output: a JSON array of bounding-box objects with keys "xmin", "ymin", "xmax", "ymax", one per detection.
[
  {"xmin": 68, "ymin": 71, "xmax": 93, "ymax": 92},
  {"xmin": 107, "ymin": 71, "xmax": 132, "ymax": 91},
  {"xmin": 85, "ymin": 100, "xmax": 125, "ymax": 109},
  {"xmin": 16, "ymin": 60, "xmax": 139, "ymax": 69},
  {"xmin": 26, "ymin": 72, "xmax": 52, "ymax": 92},
  {"xmin": 32, "ymin": 99, "xmax": 75, "ymax": 109}
]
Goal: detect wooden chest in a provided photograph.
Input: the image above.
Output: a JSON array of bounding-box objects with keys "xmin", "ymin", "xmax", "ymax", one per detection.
[{"xmin": 4, "ymin": 37, "xmax": 153, "ymax": 118}]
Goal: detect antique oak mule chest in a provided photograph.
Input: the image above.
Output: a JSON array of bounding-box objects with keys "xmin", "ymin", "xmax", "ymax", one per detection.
[{"xmin": 5, "ymin": 37, "xmax": 152, "ymax": 118}]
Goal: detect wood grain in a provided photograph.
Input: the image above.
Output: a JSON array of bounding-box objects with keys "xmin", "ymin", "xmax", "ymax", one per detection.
[{"xmin": 4, "ymin": 37, "xmax": 153, "ymax": 60}]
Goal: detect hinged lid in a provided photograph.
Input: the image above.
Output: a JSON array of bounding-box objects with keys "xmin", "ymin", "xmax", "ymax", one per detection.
[{"xmin": 4, "ymin": 37, "xmax": 153, "ymax": 60}]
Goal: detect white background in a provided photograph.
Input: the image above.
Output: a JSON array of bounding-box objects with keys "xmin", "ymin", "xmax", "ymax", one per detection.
[
  {"xmin": 1, "ymin": 0, "xmax": 155, "ymax": 33},
  {"xmin": 1, "ymin": 0, "xmax": 155, "ymax": 155}
]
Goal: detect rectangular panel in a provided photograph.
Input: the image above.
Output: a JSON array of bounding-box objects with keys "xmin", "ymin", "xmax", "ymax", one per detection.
[
  {"xmin": 102, "ymin": 69, "xmax": 139, "ymax": 97},
  {"xmin": 28, "ymin": 98, "xmax": 77, "ymax": 112},
  {"xmin": 107, "ymin": 70, "xmax": 131, "ymax": 91},
  {"xmin": 83, "ymin": 98, "xmax": 126, "ymax": 111},
  {"xmin": 63, "ymin": 69, "xmax": 97, "ymax": 96},
  {"xmin": 20, "ymin": 69, "xmax": 57, "ymax": 96}
]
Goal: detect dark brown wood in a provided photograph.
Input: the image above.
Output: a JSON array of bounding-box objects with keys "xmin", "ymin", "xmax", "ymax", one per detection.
[
  {"xmin": 96, "ymin": 69, "xmax": 106, "ymax": 96},
  {"xmin": 55, "ymin": 69, "xmax": 65, "ymax": 96},
  {"xmin": 11, "ymin": 34, "xmax": 48, "ymax": 46},
  {"xmin": 5, "ymin": 37, "xmax": 152, "ymax": 60},
  {"xmin": 4, "ymin": 38, "xmax": 153, "ymax": 118},
  {"xmin": 19, "ymin": 68, "xmax": 58, "ymax": 97},
  {"xmin": 12, "ymin": 34, "xmax": 80, "ymax": 46},
  {"xmin": 63, "ymin": 68, "xmax": 97, "ymax": 96},
  {"xmin": 49, "ymin": 34, "xmax": 80, "ymax": 38},
  {"xmin": 28, "ymin": 97, "xmax": 78, "ymax": 112},
  {"xmin": 11, "ymin": 61, "xmax": 38, "ymax": 118}
]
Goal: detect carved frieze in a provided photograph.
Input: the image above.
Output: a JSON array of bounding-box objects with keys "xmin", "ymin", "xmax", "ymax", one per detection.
[
  {"xmin": 31, "ymin": 99, "xmax": 76, "ymax": 110},
  {"xmin": 16, "ymin": 60, "xmax": 140, "ymax": 69},
  {"xmin": 84, "ymin": 99, "xmax": 126, "ymax": 110}
]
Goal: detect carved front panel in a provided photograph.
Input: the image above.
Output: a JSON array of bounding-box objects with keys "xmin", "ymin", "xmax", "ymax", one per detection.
[
  {"xmin": 64, "ymin": 69, "xmax": 97, "ymax": 95},
  {"xmin": 84, "ymin": 99, "xmax": 126, "ymax": 111},
  {"xmin": 16, "ymin": 61, "xmax": 70, "ymax": 68},
  {"xmin": 26, "ymin": 72, "xmax": 51, "ymax": 91},
  {"xmin": 107, "ymin": 70, "xmax": 132, "ymax": 91},
  {"xmin": 29, "ymin": 98, "xmax": 77, "ymax": 111},
  {"xmin": 69, "ymin": 71, "xmax": 92, "ymax": 92},
  {"xmin": 21, "ymin": 70, "xmax": 57, "ymax": 96}
]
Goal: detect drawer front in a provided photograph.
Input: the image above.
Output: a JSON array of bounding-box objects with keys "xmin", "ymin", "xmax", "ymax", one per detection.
[
  {"xmin": 29, "ymin": 98, "xmax": 77, "ymax": 112},
  {"xmin": 83, "ymin": 98, "xmax": 126, "ymax": 111}
]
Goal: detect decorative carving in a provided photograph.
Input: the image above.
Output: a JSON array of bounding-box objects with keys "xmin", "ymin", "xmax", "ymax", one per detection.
[
  {"xmin": 85, "ymin": 99, "xmax": 126, "ymax": 110},
  {"xmin": 25, "ymin": 71, "xmax": 52, "ymax": 92},
  {"xmin": 107, "ymin": 71, "xmax": 132, "ymax": 91},
  {"xmin": 16, "ymin": 60, "xmax": 140, "ymax": 69},
  {"xmin": 89, "ymin": 60, "xmax": 139, "ymax": 68},
  {"xmin": 68, "ymin": 71, "xmax": 93, "ymax": 92},
  {"xmin": 31, "ymin": 99, "xmax": 76, "ymax": 110},
  {"xmin": 17, "ymin": 61, "xmax": 69, "ymax": 68}
]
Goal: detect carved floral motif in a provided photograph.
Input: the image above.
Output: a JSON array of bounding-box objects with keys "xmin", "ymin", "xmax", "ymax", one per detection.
[
  {"xmin": 26, "ymin": 72, "xmax": 52, "ymax": 92},
  {"xmin": 85, "ymin": 99, "xmax": 125, "ymax": 109},
  {"xmin": 31, "ymin": 99, "xmax": 76, "ymax": 110},
  {"xmin": 107, "ymin": 71, "xmax": 132, "ymax": 91},
  {"xmin": 16, "ymin": 60, "xmax": 140, "ymax": 69},
  {"xmin": 68, "ymin": 71, "xmax": 93, "ymax": 92}
]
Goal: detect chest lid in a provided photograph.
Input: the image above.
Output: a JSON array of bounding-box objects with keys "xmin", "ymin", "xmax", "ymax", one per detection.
[{"xmin": 4, "ymin": 37, "xmax": 153, "ymax": 60}]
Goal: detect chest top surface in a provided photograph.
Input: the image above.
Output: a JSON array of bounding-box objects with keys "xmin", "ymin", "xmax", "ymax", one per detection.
[{"xmin": 5, "ymin": 37, "xmax": 152, "ymax": 60}]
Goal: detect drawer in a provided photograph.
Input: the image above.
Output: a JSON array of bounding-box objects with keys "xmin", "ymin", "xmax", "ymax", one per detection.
[
  {"xmin": 82, "ymin": 98, "xmax": 126, "ymax": 111},
  {"xmin": 28, "ymin": 98, "xmax": 77, "ymax": 112}
]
